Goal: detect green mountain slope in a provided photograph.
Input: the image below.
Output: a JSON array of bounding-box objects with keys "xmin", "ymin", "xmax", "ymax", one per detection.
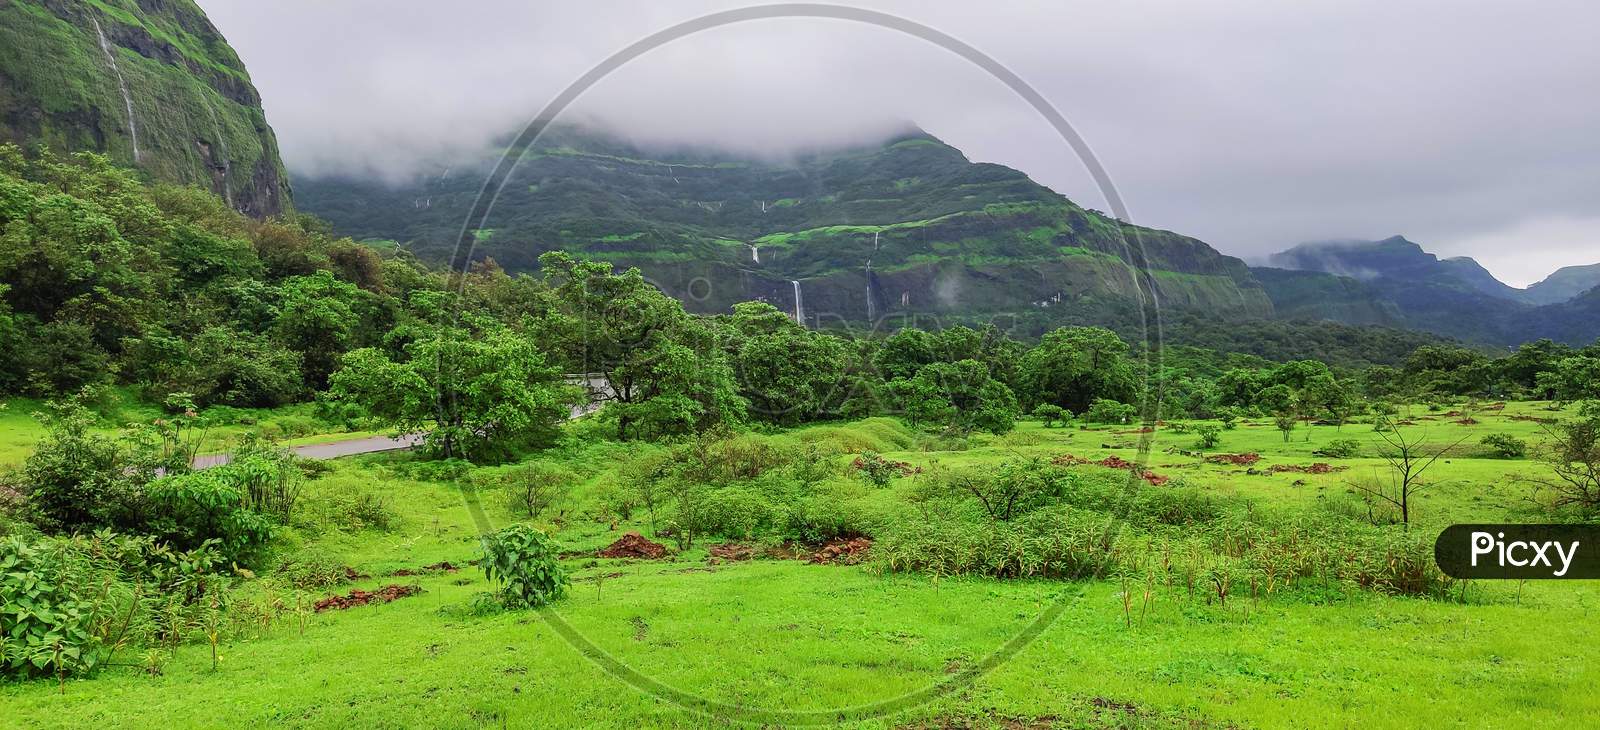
[
  {"xmin": 0, "ymin": 0, "xmax": 289, "ymax": 216},
  {"xmin": 297, "ymin": 125, "xmax": 1271, "ymax": 325},
  {"xmin": 1258, "ymin": 237, "xmax": 1600, "ymax": 345},
  {"xmin": 1524, "ymin": 263, "xmax": 1600, "ymax": 305}
]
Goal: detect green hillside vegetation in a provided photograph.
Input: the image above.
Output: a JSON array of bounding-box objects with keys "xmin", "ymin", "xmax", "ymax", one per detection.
[
  {"xmin": 0, "ymin": 0, "xmax": 290, "ymax": 216},
  {"xmin": 296, "ymin": 125, "xmax": 1272, "ymax": 325},
  {"xmin": 5, "ymin": 149, "xmax": 1600, "ymax": 728}
]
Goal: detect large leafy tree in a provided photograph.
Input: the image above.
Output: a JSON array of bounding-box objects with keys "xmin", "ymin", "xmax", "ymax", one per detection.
[
  {"xmin": 328, "ymin": 315, "xmax": 572, "ymax": 460},
  {"xmin": 887, "ymin": 359, "xmax": 1019, "ymax": 435},
  {"xmin": 725, "ymin": 301, "xmax": 848, "ymax": 425},
  {"xmin": 534, "ymin": 252, "xmax": 743, "ymax": 440},
  {"xmin": 1018, "ymin": 326, "xmax": 1136, "ymax": 412}
]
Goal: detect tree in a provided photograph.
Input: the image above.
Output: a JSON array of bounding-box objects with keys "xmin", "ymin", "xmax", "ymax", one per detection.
[
  {"xmin": 1533, "ymin": 401, "xmax": 1600, "ymax": 516},
  {"xmin": 272, "ymin": 271, "xmax": 371, "ymax": 390},
  {"xmin": 535, "ymin": 252, "xmax": 744, "ymax": 441},
  {"xmin": 328, "ymin": 316, "xmax": 572, "ymax": 460},
  {"xmin": 1194, "ymin": 423, "xmax": 1222, "ymax": 450},
  {"xmin": 1032, "ymin": 404, "xmax": 1068, "ymax": 427},
  {"xmin": 726, "ymin": 301, "xmax": 847, "ymax": 425},
  {"xmin": 1349, "ymin": 423, "xmax": 1467, "ymax": 526},
  {"xmin": 887, "ymin": 359, "xmax": 1019, "ymax": 435},
  {"xmin": 495, "ymin": 463, "xmax": 574, "ymax": 520},
  {"xmin": 1019, "ymin": 326, "xmax": 1136, "ymax": 413}
]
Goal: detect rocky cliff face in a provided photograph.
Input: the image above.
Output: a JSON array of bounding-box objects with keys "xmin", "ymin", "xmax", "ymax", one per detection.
[
  {"xmin": 0, "ymin": 0, "xmax": 290, "ymax": 216},
  {"xmin": 296, "ymin": 125, "xmax": 1272, "ymax": 326}
]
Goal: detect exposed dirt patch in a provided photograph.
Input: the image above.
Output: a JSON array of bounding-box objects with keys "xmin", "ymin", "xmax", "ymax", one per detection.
[
  {"xmin": 851, "ymin": 454, "xmax": 922, "ymax": 476},
  {"xmin": 1267, "ymin": 462, "xmax": 1346, "ymax": 475},
  {"xmin": 1455, "ymin": 417, "xmax": 1479, "ymax": 425},
  {"xmin": 1052, "ymin": 454, "xmax": 1168, "ymax": 485},
  {"xmin": 599, "ymin": 532, "xmax": 668, "ymax": 559},
  {"xmin": 314, "ymin": 584, "xmax": 422, "ymax": 612},
  {"xmin": 392, "ymin": 561, "xmax": 460, "ymax": 577},
  {"xmin": 1205, "ymin": 452, "xmax": 1262, "ymax": 466},
  {"xmin": 809, "ymin": 537, "xmax": 873, "ymax": 565},
  {"xmin": 708, "ymin": 542, "xmax": 757, "ymax": 562},
  {"xmin": 1509, "ymin": 414, "xmax": 1556, "ymax": 424}
]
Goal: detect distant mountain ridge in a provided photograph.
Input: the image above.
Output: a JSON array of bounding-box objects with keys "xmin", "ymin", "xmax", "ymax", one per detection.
[
  {"xmin": 1258, "ymin": 236, "xmax": 1600, "ymax": 344},
  {"xmin": 297, "ymin": 124, "xmax": 1272, "ymax": 330}
]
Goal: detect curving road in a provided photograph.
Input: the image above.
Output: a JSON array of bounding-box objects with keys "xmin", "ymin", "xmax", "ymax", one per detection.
[{"xmin": 191, "ymin": 433, "xmax": 425, "ymax": 469}]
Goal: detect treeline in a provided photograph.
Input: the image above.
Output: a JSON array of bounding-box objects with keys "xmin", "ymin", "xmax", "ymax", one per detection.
[{"xmin": 3, "ymin": 147, "xmax": 1599, "ymax": 461}]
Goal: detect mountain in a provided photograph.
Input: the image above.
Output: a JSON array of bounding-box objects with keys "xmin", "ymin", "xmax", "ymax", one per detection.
[
  {"xmin": 1267, "ymin": 236, "xmax": 1522, "ymax": 297},
  {"xmin": 296, "ymin": 125, "xmax": 1272, "ymax": 327},
  {"xmin": 1523, "ymin": 263, "xmax": 1600, "ymax": 305},
  {"xmin": 1258, "ymin": 236, "xmax": 1600, "ymax": 345},
  {"xmin": 0, "ymin": 0, "xmax": 289, "ymax": 216}
]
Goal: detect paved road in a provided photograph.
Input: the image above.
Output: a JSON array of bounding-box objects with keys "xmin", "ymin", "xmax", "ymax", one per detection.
[
  {"xmin": 191, "ymin": 433, "xmax": 425, "ymax": 469},
  {"xmin": 192, "ymin": 374, "xmax": 608, "ymax": 469}
]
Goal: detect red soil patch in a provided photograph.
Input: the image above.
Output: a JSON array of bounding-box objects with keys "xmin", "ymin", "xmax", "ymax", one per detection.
[
  {"xmin": 1509, "ymin": 414, "xmax": 1555, "ymax": 424},
  {"xmin": 708, "ymin": 543, "xmax": 757, "ymax": 562},
  {"xmin": 1205, "ymin": 452, "xmax": 1262, "ymax": 466},
  {"xmin": 1455, "ymin": 417, "xmax": 1479, "ymax": 425},
  {"xmin": 1052, "ymin": 454, "xmax": 1168, "ymax": 485},
  {"xmin": 392, "ymin": 561, "xmax": 460, "ymax": 577},
  {"xmin": 851, "ymin": 455, "xmax": 922, "ymax": 476},
  {"xmin": 809, "ymin": 537, "xmax": 873, "ymax": 565},
  {"xmin": 1267, "ymin": 462, "xmax": 1346, "ymax": 475},
  {"xmin": 599, "ymin": 532, "xmax": 668, "ymax": 559},
  {"xmin": 1113, "ymin": 426, "xmax": 1155, "ymax": 435},
  {"xmin": 314, "ymin": 584, "xmax": 422, "ymax": 612}
]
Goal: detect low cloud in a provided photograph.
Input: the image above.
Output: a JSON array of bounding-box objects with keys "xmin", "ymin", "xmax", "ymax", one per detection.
[{"xmin": 205, "ymin": 0, "xmax": 1600, "ymax": 279}]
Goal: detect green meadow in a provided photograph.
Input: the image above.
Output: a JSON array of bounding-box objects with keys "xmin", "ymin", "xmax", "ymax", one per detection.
[{"xmin": 4, "ymin": 401, "xmax": 1592, "ymax": 729}]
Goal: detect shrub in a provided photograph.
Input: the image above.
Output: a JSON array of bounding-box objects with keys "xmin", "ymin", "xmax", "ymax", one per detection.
[
  {"xmin": 692, "ymin": 486, "xmax": 780, "ymax": 540},
  {"xmin": 1193, "ymin": 424, "xmax": 1221, "ymax": 450},
  {"xmin": 854, "ymin": 450, "xmax": 904, "ymax": 488},
  {"xmin": 488, "ymin": 463, "xmax": 574, "ymax": 520},
  {"xmin": 1315, "ymin": 439, "xmax": 1361, "ymax": 459},
  {"xmin": 143, "ymin": 469, "xmax": 274, "ymax": 566},
  {"xmin": 1479, "ymin": 432, "xmax": 1526, "ymax": 459},
  {"xmin": 0, "ymin": 535, "xmax": 127, "ymax": 679},
  {"xmin": 480, "ymin": 524, "xmax": 568, "ymax": 608},
  {"xmin": 874, "ymin": 506, "xmax": 1121, "ymax": 579},
  {"xmin": 18, "ymin": 398, "xmax": 144, "ymax": 532},
  {"xmin": 1085, "ymin": 399, "xmax": 1138, "ymax": 425},
  {"xmin": 1032, "ymin": 404, "xmax": 1069, "ymax": 428}
]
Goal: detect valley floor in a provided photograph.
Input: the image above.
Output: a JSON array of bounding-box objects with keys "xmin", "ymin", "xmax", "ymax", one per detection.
[{"xmin": 3, "ymin": 403, "xmax": 1596, "ymax": 729}]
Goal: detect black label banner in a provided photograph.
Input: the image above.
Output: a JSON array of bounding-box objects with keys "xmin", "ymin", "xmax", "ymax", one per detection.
[{"xmin": 1435, "ymin": 524, "xmax": 1599, "ymax": 579}]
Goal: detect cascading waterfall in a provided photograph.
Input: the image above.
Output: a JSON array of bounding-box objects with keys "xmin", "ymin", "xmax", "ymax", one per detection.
[
  {"xmin": 865, "ymin": 259, "xmax": 876, "ymax": 322},
  {"xmin": 791, "ymin": 280, "xmax": 804, "ymax": 326},
  {"xmin": 748, "ymin": 244, "xmax": 759, "ymax": 263},
  {"xmin": 91, "ymin": 18, "xmax": 139, "ymax": 163},
  {"xmin": 205, "ymin": 103, "xmax": 232, "ymax": 204}
]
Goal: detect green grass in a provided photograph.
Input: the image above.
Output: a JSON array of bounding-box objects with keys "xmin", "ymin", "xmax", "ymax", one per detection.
[{"xmin": 3, "ymin": 403, "xmax": 1595, "ymax": 727}]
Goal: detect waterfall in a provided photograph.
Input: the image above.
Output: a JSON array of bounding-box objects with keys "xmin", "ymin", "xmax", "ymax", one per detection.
[
  {"xmin": 791, "ymin": 280, "xmax": 804, "ymax": 326},
  {"xmin": 873, "ymin": 231, "xmax": 880, "ymax": 251},
  {"xmin": 748, "ymin": 244, "xmax": 759, "ymax": 263},
  {"xmin": 91, "ymin": 18, "xmax": 139, "ymax": 163},
  {"xmin": 205, "ymin": 103, "xmax": 231, "ymax": 204}
]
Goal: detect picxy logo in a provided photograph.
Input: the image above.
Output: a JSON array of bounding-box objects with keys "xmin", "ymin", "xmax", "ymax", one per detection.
[
  {"xmin": 1435, "ymin": 524, "xmax": 1599, "ymax": 579},
  {"xmin": 1469, "ymin": 531, "xmax": 1579, "ymax": 577}
]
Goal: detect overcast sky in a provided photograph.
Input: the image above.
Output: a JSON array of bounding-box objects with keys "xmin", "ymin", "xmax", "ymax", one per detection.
[{"xmin": 204, "ymin": 0, "xmax": 1599, "ymax": 287}]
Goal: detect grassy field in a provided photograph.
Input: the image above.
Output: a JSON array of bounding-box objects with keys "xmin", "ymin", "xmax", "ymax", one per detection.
[{"xmin": 2, "ymin": 401, "xmax": 1595, "ymax": 728}]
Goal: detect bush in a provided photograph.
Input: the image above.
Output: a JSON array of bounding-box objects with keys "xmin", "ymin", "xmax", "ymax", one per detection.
[
  {"xmin": 0, "ymin": 535, "xmax": 126, "ymax": 679},
  {"xmin": 1193, "ymin": 424, "xmax": 1221, "ymax": 450},
  {"xmin": 874, "ymin": 506, "xmax": 1121, "ymax": 579},
  {"xmin": 1085, "ymin": 399, "xmax": 1138, "ymax": 425},
  {"xmin": 486, "ymin": 463, "xmax": 574, "ymax": 520},
  {"xmin": 17, "ymin": 398, "xmax": 146, "ymax": 532},
  {"xmin": 143, "ymin": 469, "xmax": 274, "ymax": 566},
  {"xmin": 1479, "ymin": 432, "xmax": 1526, "ymax": 459},
  {"xmin": 1032, "ymin": 404, "xmax": 1069, "ymax": 427},
  {"xmin": 480, "ymin": 524, "xmax": 568, "ymax": 608},
  {"xmin": 1315, "ymin": 439, "xmax": 1361, "ymax": 459},
  {"xmin": 854, "ymin": 450, "xmax": 904, "ymax": 488}
]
